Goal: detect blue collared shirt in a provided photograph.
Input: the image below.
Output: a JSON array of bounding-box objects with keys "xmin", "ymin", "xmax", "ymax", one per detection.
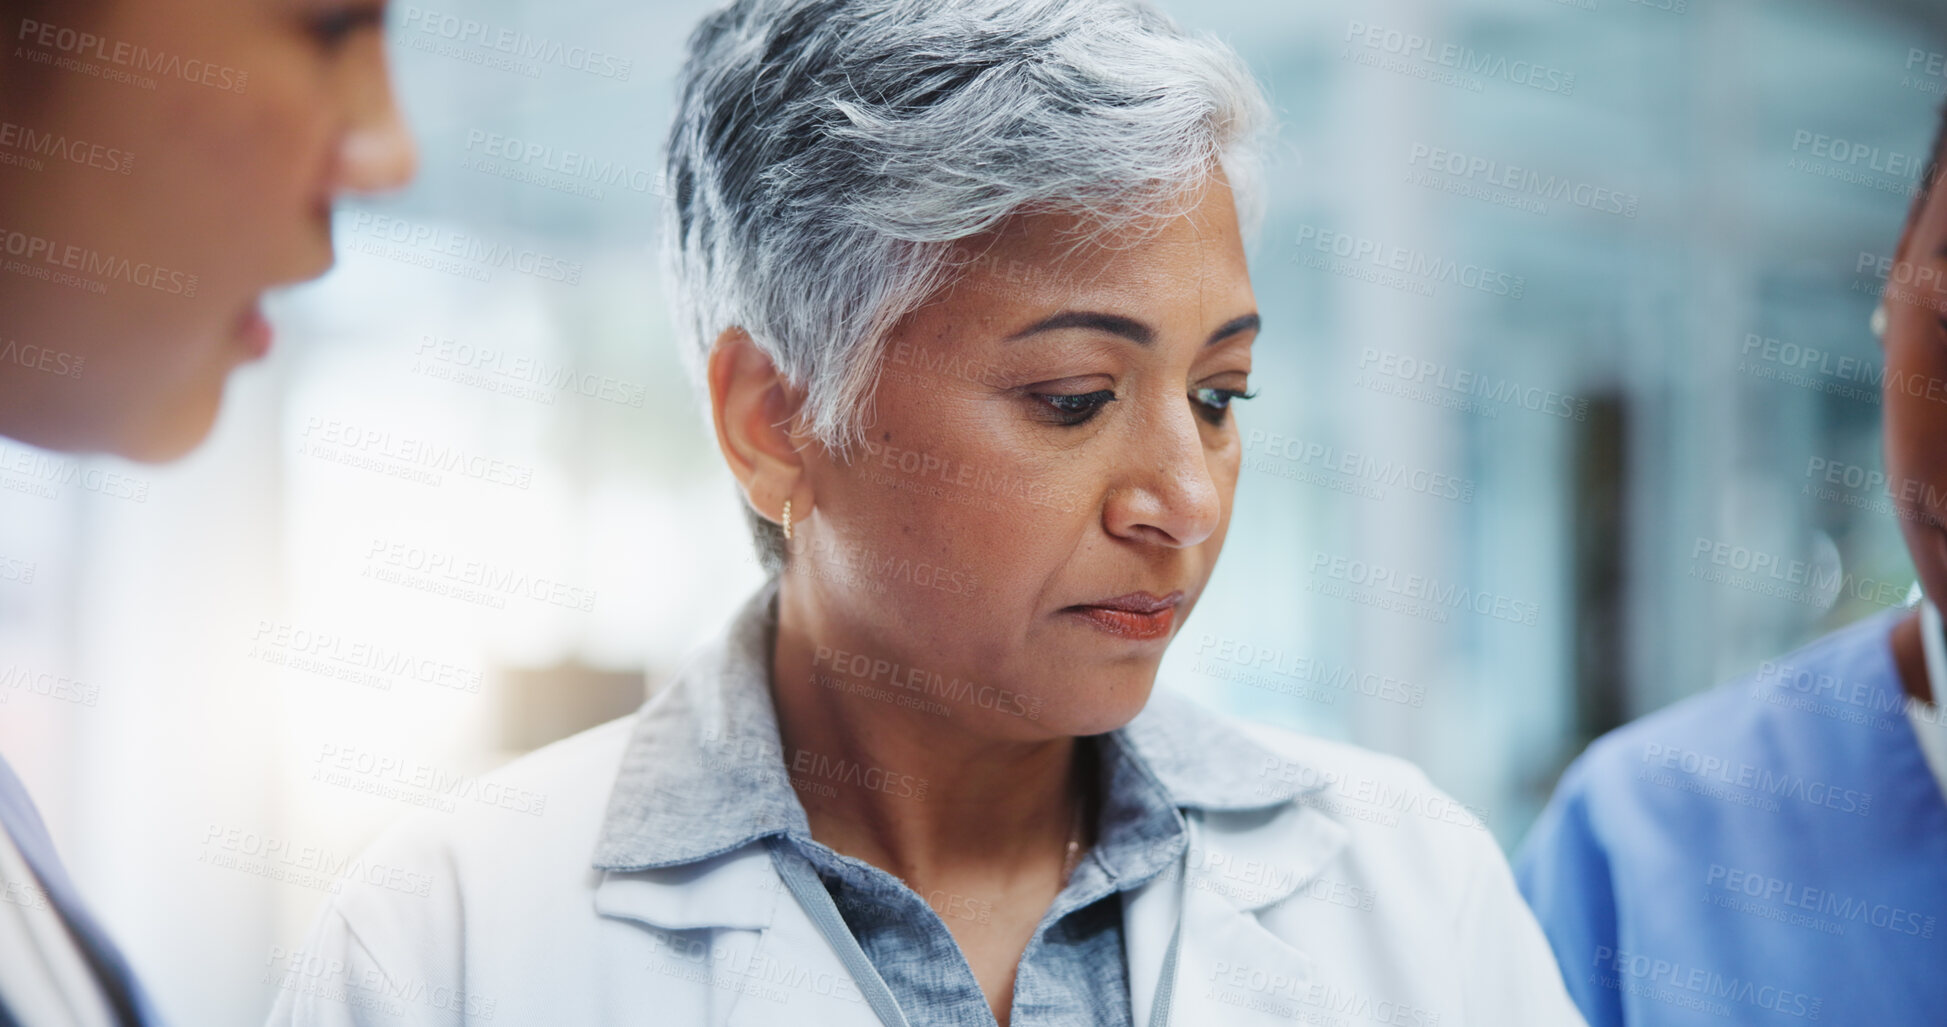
[{"xmin": 588, "ymin": 574, "xmax": 1294, "ymax": 1026}]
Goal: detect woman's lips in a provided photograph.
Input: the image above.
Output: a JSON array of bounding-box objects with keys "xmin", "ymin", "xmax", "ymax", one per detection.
[
  {"xmin": 1065, "ymin": 604, "xmax": 1176, "ymax": 640},
  {"xmin": 235, "ymin": 299, "xmax": 272, "ymax": 359}
]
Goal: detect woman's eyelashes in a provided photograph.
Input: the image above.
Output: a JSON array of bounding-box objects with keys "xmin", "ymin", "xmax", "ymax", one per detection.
[
  {"xmin": 1030, "ymin": 385, "xmax": 1256, "ymax": 427},
  {"xmin": 306, "ymin": 3, "xmax": 387, "ymax": 50},
  {"xmin": 1192, "ymin": 386, "xmax": 1256, "ymax": 426},
  {"xmin": 1036, "ymin": 389, "xmax": 1118, "ymax": 426}
]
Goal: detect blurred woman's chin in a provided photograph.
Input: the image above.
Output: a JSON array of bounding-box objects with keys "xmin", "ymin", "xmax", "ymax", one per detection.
[{"xmin": 115, "ymin": 391, "xmax": 226, "ymax": 464}]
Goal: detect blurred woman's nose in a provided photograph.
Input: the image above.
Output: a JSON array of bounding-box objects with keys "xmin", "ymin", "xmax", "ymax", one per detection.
[
  {"xmin": 1102, "ymin": 399, "xmax": 1225, "ymax": 549},
  {"xmin": 334, "ymin": 51, "xmax": 417, "ymax": 194}
]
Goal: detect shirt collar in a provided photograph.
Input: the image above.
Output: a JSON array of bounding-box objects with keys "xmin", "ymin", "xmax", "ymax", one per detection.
[{"xmin": 591, "ymin": 574, "xmax": 1312, "ymax": 873}]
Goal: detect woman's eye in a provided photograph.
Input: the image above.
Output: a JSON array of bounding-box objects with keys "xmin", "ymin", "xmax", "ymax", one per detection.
[
  {"xmin": 1191, "ymin": 386, "xmax": 1257, "ymax": 426},
  {"xmin": 1034, "ymin": 389, "xmax": 1117, "ymax": 427},
  {"xmin": 308, "ymin": 5, "xmax": 385, "ymax": 49}
]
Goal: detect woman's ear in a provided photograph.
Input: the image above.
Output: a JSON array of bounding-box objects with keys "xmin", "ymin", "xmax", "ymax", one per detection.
[{"xmin": 707, "ymin": 326, "xmax": 810, "ymax": 526}]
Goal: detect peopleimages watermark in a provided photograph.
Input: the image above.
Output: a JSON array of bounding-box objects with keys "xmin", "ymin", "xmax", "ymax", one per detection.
[
  {"xmin": 1191, "ymin": 632, "xmax": 1427, "ymax": 709},
  {"xmin": 1257, "ymin": 755, "xmax": 1491, "ymax": 832},
  {"xmin": 397, "ymin": 6, "xmax": 633, "ymax": 81},
  {"xmin": 0, "ymin": 225, "xmax": 198, "ymax": 297},
  {"xmin": 1588, "ymin": 946, "xmax": 1819, "ymax": 1021},
  {"xmin": 696, "ymin": 726, "xmax": 930, "ymax": 802},
  {"xmin": 1802, "ymin": 455, "xmax": 1947, "ymax": 528},
  {"xmin": 298, "ymin": 415, "xmax": 535, "ymax": 491},
  {"xmin": 1202, "ymin": 957, "xmax": 1444, "ymax": 1026},
  {"xmin": 1688, "ymin": 535, "xmax": 1910, "ymax": 611},
  {"xmin": 1705, "ymin": 862, "xmax": 1936, "ymax": 939},
  {"xmin": 785, "ymin": 534, "xmax": 983, "ymax": 599},
  {"xmin": 1853, "ymin": 249, "xmax": 1947, "ymax": 316},
  {"xmin": 1242, "ymin": 429, "xmax": 1476, "ymax": 504},
  {"xmin": 1788, "ymin": 129, "xmax": 1927, "ymax": 199},
  {"xmin": 1908, "ymin": 47, "xmax": 1947, "ymax": 96},
  {"xmin": 0, "ymin": 337, "xmax": 85, "ymax": 379},
  {"xmin": 1355, "ymin": 347, "xmax": 1586, "ymax": 421},
  {"xmin": 313, "ymin": 742, "xmax": 547, "ymax": 817},
  {"xmin": 248, "ymin": 619, "xmax": 482, "ymax": 695},
  {"xmin": 856, "ymin": 437, "xmax": 1077, "ymax": 515},
  {"xmin": 1405, "ymin": 143, "xmax": 1639, "ymax": 219},
  {"xmin": 411, "ymin": 334, "xmax": 648, "ymax": 409},
  {"xmin": 361, "ymin": 538, "xmax": 598, "ymax": 614},
  {"xmin": 198, "ymin": 823, "xmax": 433, "ymax": 898},
  {"xmin": 1341, "ymin": 20, "xmax": 1576, "ymax": 96},
  {"xmin": 459, "ymin": 129, "xmax": 666, "ymax": 202},
  {"xmin": 0, "ymin": 555, "xmax": 35, "ymax": 587},
  {"xmin": 642, "ymin": 925, "xmax": 864, "ymax": 1007},
  {"xmin": 0, "ymin": 440, "xmax": 150, "ymax": 503},
  {"xmin": 1638, "ymin": 741, "xmax": 1871, "ymax": 817},
  {"xmin": 1735, "ymin": 331, "xmax": 1938, "ymax": 407},
  {"xmin": 14, "ymin": 17, "xmax": 249, "ymax": 93},
  {"xmin": 333, "ymin": 211, "xmax": 583, "ymax": 286},
  {"xmin": 1292, "ymin": 224, "xmax": 1526, "ymax": 300},
  {"xmin": 1750, "ymin": 655, "xmax": 1936, "ymax": 736},
  {"xmin": 0, "ymin": 119, "xmax": 132, "ymax": 175},
  {"xmin": 812, "ymin": 646, "xmax": 1042, "ymax": 722},
  {"xmin": 265, "ymin": 946, "xmax": 499, "ymax": 1021},
  {"xmin": 0, "ymin": 663, "xmax": 98, "ymax": 707},
  {"xmin": 1309, "ymin": 550, "xmax": 1541, "ymax": 628}
]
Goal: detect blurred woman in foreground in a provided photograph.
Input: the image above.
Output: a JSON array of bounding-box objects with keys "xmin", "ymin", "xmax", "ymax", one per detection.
[
  {"xmin": 1518, "ymin": 103, "xmax": 1947, "ymax": 1026},
  {"xmin": 270, "ymin": 1, "xmax": 1581, "ymax": 1024},
  {"xmin": 0, "ymin": 0, "xmax": 414, "ymax": 1021}
]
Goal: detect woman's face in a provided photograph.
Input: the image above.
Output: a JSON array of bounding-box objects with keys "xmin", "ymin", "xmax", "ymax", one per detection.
[
  {"xmin": 1884, "ymin": 173, "xmax": 1947, "ymax": 605},
  {"xmin": 0, "ymin": 0, "xmax": 414, "ymax": 460},
  {"xmin": 792, "ymin": 175, "xmax": 1257, "ymax": 740}
]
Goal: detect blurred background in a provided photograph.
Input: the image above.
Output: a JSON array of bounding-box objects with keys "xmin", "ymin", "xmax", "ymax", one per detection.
[{"xmin": 1, "ymin": 0, "xmax": 1943, "ymax": 1020}]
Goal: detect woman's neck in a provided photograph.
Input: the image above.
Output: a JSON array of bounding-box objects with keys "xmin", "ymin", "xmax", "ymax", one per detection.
[{"xmin": 766, "ymin": 575, "xmax": 1093, "ymax": 885}]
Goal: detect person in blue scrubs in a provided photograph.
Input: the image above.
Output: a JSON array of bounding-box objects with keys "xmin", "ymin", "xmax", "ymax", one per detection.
[
  {"xmin": 1515, "ymin": 104, "xmax": 1947, "ymax": 1027},
  {"xmin": 0, "ymin": 1, "xmax": 414, "ymax": 1021}
]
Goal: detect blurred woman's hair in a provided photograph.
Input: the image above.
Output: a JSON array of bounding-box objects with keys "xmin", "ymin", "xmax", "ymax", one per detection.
[{"xmin": 659, "ymin": 0, "xmax": 1273, "ymax": 574}]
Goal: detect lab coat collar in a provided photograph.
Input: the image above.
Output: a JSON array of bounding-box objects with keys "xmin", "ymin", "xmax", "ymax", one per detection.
[{"xmin": 589, "ymin": 573, "xmax": 1345, "ymax": 933}]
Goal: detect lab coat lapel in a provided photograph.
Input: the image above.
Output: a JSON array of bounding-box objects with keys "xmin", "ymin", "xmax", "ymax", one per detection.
[
  {"xmin": 723, "ymin": 885, "xmax": 886, "ymax": 1027},
  {"xmin": 1130, "ymin": 802, "xmax": 1351, "ymax": 1026},
  {"xmin": 594, "ymin": 843, "xmax": 870, "ymax": 1027}
]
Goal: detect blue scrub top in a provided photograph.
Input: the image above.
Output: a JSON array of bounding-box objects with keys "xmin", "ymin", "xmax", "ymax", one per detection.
[{"xmin": 1516, "ymin": 609, "xmax": 1947, "ymax": 1026}]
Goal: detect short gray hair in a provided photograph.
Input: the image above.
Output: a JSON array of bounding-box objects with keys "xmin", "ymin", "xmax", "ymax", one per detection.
[{"xmin": 660, "ymin": 0, "xmax": 1274, "ymax": 574}]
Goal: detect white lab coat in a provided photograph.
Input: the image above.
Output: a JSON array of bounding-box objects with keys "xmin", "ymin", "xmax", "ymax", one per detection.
[{"xmin": 265, "ymin": 582, "xmax": 1584, "ymax": 1027}]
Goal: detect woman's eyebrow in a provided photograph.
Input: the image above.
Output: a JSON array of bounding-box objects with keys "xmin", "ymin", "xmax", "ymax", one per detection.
[
  {"xmin": 1208, "ymin": 312, "xmax": 1260, "ymax": 346},
  {"xmin": 1004, "ymin": 310, "xmax": 1260, "ymax": 347},
  {"xmin": 1007, "ymin": 310, "xmax": 1154, "ymax": 345}
]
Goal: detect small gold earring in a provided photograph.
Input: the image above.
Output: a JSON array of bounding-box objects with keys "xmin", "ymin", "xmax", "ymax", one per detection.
[{"xmin": 782, "ymin": 498, "xmax": 793, "ymax": 541}]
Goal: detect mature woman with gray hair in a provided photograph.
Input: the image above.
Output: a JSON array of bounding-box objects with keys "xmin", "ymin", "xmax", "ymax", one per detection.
[{"xmin": 270, "ymin": 1, "xmax": 1584, "ymax": 1024}]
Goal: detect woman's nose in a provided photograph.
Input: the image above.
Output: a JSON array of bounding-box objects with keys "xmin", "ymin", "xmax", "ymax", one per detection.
[
  {"xmin": 334, "ymin": 55, "xmax": 417, "ymax": 195},
  {"xmin": 1101, "ymin": 400, "xmax": 1224, "ymax": 548}
]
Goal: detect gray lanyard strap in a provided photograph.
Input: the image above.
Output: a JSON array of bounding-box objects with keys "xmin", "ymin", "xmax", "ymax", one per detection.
[
  {"xmin": 763, "ymin": 835, "xmax": 913, "ymax": 1027},
  {"xmin": 1147, "ymin": 916, "xmax": 1182, "ymax": 1027},
  {"xmin": 1146, "ymin": 809, "xmax": 1197, "ymax": 1027}
]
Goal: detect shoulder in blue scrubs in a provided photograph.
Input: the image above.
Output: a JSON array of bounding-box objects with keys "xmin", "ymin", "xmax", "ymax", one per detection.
[{"xmin": 1515, "ymin": 609, "xmax": 1947, "ymax": 1026}]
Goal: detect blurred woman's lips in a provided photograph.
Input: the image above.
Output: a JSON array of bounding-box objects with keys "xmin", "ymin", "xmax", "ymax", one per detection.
[
  {"xmin": 234, "ymin": 299, "xmax": 273, "ymax": 359},
  {"xmin": 1062, "ymin": 590, "xmax": 1184, "ymax": 641}
]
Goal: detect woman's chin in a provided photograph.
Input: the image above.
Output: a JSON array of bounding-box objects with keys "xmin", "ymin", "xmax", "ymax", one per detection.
[
  {"xmin": 113, "ymin": 388, "xmax": 226, "ymax": 464},
  {"xmin": 1043, "ymin": 683, "xmax": 1160, "ymax": 739}
]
